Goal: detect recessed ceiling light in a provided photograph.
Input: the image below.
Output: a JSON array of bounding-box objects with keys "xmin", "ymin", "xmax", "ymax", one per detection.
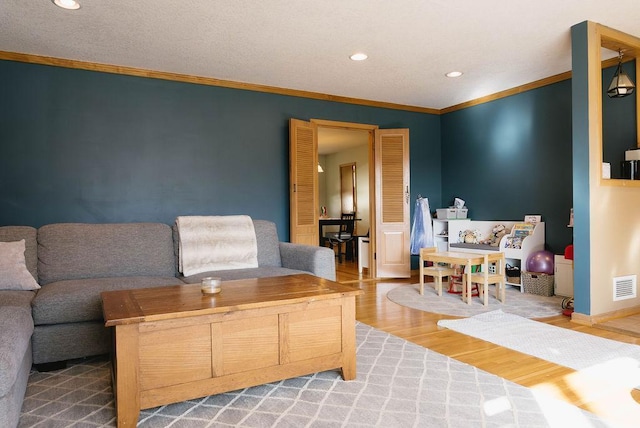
[
  {"xmin": 53, "ymin": 0, "xmax": 80, "ymax": 10},
  {"xmin": 350, "ymin": 53, "xmax": 368, "ymax": 61},
  {"xmin": 445, "ymin": 71, "xmax": 463, "ymax": 78}
]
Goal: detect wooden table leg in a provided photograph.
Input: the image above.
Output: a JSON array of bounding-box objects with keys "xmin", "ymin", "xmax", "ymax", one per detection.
[
  {"xmin": 465, "ymin": 261, "xmax": 472, "ymax": 304},
  {"xmin": 340, "ymin": 297, "xmax": 357, "ymax": 381},
  {"xmin": 114, "ymin": 324, "xmax": 141, "ymax": 427}
]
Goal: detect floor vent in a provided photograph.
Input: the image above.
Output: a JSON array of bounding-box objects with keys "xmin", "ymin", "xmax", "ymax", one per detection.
[{"xmin": 613, "ymin": 275, "xmax": 637, "ymax": 301}]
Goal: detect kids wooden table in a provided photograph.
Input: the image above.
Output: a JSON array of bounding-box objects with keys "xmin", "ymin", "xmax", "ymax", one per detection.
[{"xmin": 419, "ymin": 251, "xmax": 486, "ymax": 304}]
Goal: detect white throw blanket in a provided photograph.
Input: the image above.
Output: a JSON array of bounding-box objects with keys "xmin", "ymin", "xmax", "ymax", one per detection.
[{"xmin": 177, "ymin": 215, "xmax": 258, "ymax": 277}]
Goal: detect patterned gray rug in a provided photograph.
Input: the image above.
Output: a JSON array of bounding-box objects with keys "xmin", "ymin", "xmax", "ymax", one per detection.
[
  {"xmin": 387, "ymin": 283, "xmax": 565, "ymax": 318},
  {"xmin": 19, "ymin": 323, "xmax": 609, "ymax": 428}
]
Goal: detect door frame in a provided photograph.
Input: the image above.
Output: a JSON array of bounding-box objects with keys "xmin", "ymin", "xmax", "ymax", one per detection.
[{"xmin": 311, "ymin": 119, "xmax": 378, "ymax": 278}]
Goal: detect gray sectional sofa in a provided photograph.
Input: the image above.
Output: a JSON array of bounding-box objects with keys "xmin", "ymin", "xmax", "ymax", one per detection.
[
  {"xmin": 0, "ymin": 226, "xmax": 37, "ymax": 428},
  {"xmin": 0, "ymin": 219, "xmax": 335, "ymax": 428}
]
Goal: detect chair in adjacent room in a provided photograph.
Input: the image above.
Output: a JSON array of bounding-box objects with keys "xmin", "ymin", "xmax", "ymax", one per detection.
[
  {"xmin": 325, "ymin": 212, "xmax": 355, "ymax": 263},
  {"xmin": 466, "ymin": 252, "xmax": 506, "ymax": 305},
  {"xmin": 357, "ymin": 229, "xmax": 370, "ymax": 274},
  {"xmin": 419, "ymin": 247, "xmax": 455, "ymax": 296}
]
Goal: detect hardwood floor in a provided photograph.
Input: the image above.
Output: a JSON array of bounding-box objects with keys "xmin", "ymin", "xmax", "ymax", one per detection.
[
  {"xmin": 596, "ymin": 313, "xmax": 640, "ymax": 337},
  {"xmin": 335, "ymin": 260, "xmax": 640, "ymax": 426}
]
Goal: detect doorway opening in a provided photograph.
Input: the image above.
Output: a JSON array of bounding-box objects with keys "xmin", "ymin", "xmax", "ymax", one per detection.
[
  {"xmin": 317, "ymin": 124, "xmax": 374, "ymax": 277},
  {"xmin": 290, "ymin": 118, "xmax": 411, "ymax": 279}
]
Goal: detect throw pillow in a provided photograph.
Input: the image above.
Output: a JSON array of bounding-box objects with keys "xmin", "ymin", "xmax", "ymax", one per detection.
[{"xmin": 0, "ymin": 239, "xmax": 40, "ymax": 290}]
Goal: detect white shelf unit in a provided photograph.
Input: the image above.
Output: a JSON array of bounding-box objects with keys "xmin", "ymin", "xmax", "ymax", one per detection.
[
  {"xmin": 446, "ymin": 220, "xmax": 546, "ymax": 292},
  {"xmin": 501, "ymin": 223, "xmax": 545, "ymax": 291},
  {"xmin": 432, "ymin": 219, "xmax": 473, "ymax": 252},
  {"xmin": 432, "ymin": 219, "xmax": 449, "ymax": 252}
]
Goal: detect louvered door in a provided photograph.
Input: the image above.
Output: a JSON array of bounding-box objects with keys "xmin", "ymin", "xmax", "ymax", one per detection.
[
  {"xmin": 374, "ymin": 129, "xmax": 410, "ymax": 278},
  {"xmin": 289, "ymin": 119, "xmax": 319, "ymax": 245}
]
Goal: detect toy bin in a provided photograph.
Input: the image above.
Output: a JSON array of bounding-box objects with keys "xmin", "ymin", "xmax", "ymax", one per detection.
[
  {"xmin": 456, "ymin": 208, "xmax": 468, "ymax": 219},
  {"xmin": 505, "ymin": 265, "xmax": 521, "ymax": 284},
  {"xmin": 436, "ymin": 208, "xmax": 457, "ymax": 219},
  {"xmin": 522, "ymin": 271, "xmax": 554, "ymax": 296}
]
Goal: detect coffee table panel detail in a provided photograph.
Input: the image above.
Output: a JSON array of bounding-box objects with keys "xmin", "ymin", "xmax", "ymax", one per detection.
[
  {"xmin": 284, "ymin": 305, "xmax": 343, "ymax": 363},
  {"xmin": 139, "ymin": 323, "xmax": 213, "ymax": 391},
  {"xmin": 221, "ymin": 315, "xmax": 280, "ymax": 375}
]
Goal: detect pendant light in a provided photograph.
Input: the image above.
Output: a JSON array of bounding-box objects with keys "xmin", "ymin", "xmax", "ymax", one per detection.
[{"xmin": 607, "ymin": 50, "xmax": 636, "ymax": 98}]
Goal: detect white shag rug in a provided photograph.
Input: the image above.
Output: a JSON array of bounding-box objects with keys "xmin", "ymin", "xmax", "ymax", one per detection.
[
  {"xmin": 438, "ymin": 310, "xmax": 640, "ymax": 391},
  {"xmin": 387, "ymin": 283, "xmax": 565, "ymax": 318}
]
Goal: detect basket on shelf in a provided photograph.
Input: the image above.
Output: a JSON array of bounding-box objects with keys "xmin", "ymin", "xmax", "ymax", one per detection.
[
  {"xmin": 522, "ymin": 271, "xmax": 554, "ymax": 296},
  {"xmin": 508, "ymin": 276, "xmax": 521, "ymax": 284},
  {"xmin": 505, "ymin": 265, "xmax": 521, "ymax": 284}
]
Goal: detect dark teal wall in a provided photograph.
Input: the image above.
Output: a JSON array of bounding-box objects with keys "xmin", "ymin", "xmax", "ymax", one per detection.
[
  {"xmin": 440, "ymin": 80, "xmax": 574, "ymax": 254},
  {"xmin": 4, "ymin": 57, "xmax": 631, "ymax": 254},
  {"xmin": 602, "ymin": 61, "xmax": 637, "ymax": 177},
  {"xmin": 0, "ymin": 60, "xmax": 441, "ymax": 240},
  {"xmin": 440, "ymin": 60, "xmax": 636, "ymax": 258}
]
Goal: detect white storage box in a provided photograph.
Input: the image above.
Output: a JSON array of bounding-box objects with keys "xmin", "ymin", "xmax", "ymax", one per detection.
[
  {"xmin": 626, "ymin": 149, "xmax": 640, "ymax": 161},
  {"xmin": 456, "ymin": 208, "xmax": 468, "ymax": 219},
  {"xmin": 436, "ymin": 208, "xmax": 457, "ymax": 219}
]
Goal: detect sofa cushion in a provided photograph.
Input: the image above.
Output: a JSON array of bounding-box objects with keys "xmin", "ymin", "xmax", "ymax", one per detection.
[
  {"xmin": 0, "ymin": 226, "xmax": 37, "ymax": 280},
  {"xmin": 32, "ymin": 276, "xmax": 184, "ymax": 325},
  {"xmin": 0, "ymin": 290, "xmax": 36, "ymax": 308},
  {"xmin": 38, "ymin": 223, "xmax": 176, "ymax": 285},
  {"xmin": 0, "ymin": 306, "xmax": 34, "ymax": 396},
  {"xmin": 252, "ymin": 220, "xmax": 282, "ymax": 267},
  {"xmin": 181, "ymin": 266, "xmax": 307, "ymax": 284},
  {"xmin": 0, "ymin": 240, "xmax": 41, "ymax": 290}
]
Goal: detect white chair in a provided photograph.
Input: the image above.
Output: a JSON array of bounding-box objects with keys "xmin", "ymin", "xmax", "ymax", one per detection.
[
  {"xmin": 419, "ymin": 247, "xmax": 455, "ymax": 296},
  {"xmin": 466, "ymin": 252, "xmax": 506, "ymax": 305},
  {"xmin": 358, "ymin": 236, "xmax": 370, "ymax": 273}
]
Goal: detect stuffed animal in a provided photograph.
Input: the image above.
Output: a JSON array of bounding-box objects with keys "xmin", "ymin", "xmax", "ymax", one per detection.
[
  {"xmin": 482, "ymin": 224, "xmax": 507, "ymax": 247},
  {"xmin": 459, "ymin": 229, "xmax": 482, "ymax": 244}
]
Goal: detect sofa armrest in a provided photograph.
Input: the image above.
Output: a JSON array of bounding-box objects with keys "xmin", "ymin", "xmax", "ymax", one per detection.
[{"xmin": 279, "ymin": 243, "xmax": 336, "ymax": 281}]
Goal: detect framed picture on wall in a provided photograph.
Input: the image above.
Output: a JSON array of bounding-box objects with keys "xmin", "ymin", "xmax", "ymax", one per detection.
[{"xmin": 524, "ymin": 215, "xmax": 541, "ymax": 224}]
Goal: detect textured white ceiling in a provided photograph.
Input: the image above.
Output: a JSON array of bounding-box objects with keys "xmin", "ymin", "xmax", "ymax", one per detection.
[{"xmin": 2, "ymin": 0, "xmax": 640, "ymax": 110}]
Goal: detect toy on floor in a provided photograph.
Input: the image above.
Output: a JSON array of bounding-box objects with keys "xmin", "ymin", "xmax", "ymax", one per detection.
[
  {"xmin": 562, "ymin": 296, "xmax": 574, "ymax": 317},
  {"xmin": 448, "ymin": 265, "xmax": 480, "ymax": 296}
]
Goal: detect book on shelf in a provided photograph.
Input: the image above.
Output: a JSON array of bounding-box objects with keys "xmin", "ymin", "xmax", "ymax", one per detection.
[
  {"xmin": 511, "ymin": 222, "xmax": 535, "ymax": 238},
  {"xmin": 504, "ymin": 236, "xmax": 523, "ymax": 249}
]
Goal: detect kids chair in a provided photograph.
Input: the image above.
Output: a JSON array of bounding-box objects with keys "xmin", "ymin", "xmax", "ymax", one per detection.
[
  {"xmin": 466, "ymin": 252, "xmax": 506, "ymax": 305},
  {"xmin": 419, "ymin": 247, "xmax": 455, "ymax": 296}
]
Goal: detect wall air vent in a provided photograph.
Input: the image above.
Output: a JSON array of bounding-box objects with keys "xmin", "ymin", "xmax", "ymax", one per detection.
[{"xmin": 613, "ymin": 275, "xmax": 637, "ymax": 301}]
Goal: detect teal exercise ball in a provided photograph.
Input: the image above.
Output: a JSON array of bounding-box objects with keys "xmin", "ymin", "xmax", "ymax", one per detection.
[{"xmin": 526, "ymin": 250, "xmax": 554, "ymax": 275}]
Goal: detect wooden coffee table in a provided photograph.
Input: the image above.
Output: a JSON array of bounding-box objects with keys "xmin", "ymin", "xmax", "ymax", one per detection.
[{"xmin": 101, "ymin": 274, "xmax": 362, "ymax": 427}]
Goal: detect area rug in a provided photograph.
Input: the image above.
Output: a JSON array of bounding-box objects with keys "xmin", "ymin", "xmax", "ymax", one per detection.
[
  {"xmin": 387, "ymin": 283, "xmax": 564, "ymax": 318},
  {"xmin": 19, "ymin": 323, "xmax": 612, "ymax": 428},
  {"xmin": 438, "ymin": 310, "xmax": 640, "ymax": 391}
]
